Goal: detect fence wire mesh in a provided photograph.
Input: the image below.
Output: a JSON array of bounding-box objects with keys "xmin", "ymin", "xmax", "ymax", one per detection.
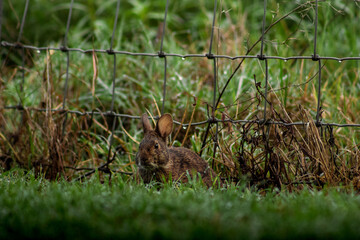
[{"xmin": 0, "ymin": 0, "xmax": 359, "ymax": 187}]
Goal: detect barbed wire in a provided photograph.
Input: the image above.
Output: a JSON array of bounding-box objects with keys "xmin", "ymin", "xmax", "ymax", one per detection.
[{"xmin": 1, "ymin": 0, "xmax": 359, "ymax": 178}]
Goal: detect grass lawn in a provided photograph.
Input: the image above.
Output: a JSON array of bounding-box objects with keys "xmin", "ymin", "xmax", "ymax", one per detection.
[{"xmin": 1, "ymin": 170, "xmax": 360, "ymax": 240}]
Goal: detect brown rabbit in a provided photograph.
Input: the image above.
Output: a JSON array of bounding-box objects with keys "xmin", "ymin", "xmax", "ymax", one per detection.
[{"xmin": 136, "ymin": 113, "xmax": 219, "ymax": 187}]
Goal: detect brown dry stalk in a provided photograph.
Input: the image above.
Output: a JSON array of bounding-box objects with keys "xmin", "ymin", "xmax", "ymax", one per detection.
[
  {"xmin": 0, "ymin": 132, "xmax": 21, "ymax": 163},
  {"xmin": 305, "ymin": 112, "xmax": 333, "ymax": 184},
  {"xmin": 91, "ymin": 50, "xmax": 98, "ymax": 97},
  {"xmin": 172, "ymin": 100, "xmax": 188, "ymax": 145},
  {"xmin": 181, "ymin": 103, "xmax": 197, "ymax": 147},
  {"xmin": 92, "ymin": 118, "xmax": 129, "ymax": 149}
]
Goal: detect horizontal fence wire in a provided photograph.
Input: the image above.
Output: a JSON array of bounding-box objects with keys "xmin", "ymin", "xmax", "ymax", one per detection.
[
  {"xmin": 2, "ymin": 106, "xmax": 360, "ymax": 128},
  {"xmin": 2, "ymin": 41, "xmax": 360, "ymax": 62},
  {"xmin": 1, "ymin": 0, "xmax": 360, "ymax": 176}
]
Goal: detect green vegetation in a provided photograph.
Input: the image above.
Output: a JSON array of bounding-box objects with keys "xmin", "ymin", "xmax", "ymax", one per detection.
[
  {"xmin": 1, "ymin": 1, "xmax": 360, "ymax": 184},
  {"xmin": 0, "ymin": 170, "xmax": 360, "ymax": 239},
  {"xmin": 1, "ymin": 1, "xmax": 360, "ymax": 238}
]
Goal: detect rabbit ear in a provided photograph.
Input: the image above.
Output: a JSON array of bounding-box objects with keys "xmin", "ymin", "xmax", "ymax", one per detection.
[
  {"xmin": 141, "ymin": 113, "xmax": 153, "ymax": 133},
  {"xmin": 155, "ymin": 113, "xmax": 173, "ymax": 139}
]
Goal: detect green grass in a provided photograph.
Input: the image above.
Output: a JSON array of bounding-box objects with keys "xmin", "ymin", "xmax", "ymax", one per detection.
[{"xmin": 1, "ymin": 170, "xmax": 360, "ymax": 240}]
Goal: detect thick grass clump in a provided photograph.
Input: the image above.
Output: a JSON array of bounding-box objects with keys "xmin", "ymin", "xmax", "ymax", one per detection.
[{"xmin": 1, "ymin": 170, "xmax": 360, "ymax": 239}]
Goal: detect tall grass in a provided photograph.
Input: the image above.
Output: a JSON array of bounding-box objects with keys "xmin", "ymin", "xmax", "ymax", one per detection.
[{"xmin": 0, "ymin": 0, "xmax": 359, "ymax": 188}]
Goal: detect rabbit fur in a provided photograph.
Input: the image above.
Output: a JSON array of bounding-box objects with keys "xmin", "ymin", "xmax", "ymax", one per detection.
[{"xmin": 136, "ymin": 113, "xmax": 219, "ymax": 187}]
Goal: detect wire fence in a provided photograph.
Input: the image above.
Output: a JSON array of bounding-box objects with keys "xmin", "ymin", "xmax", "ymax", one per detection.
[{"xmin": 1, "ymin": 0, "xmax": 360, "ymax": 183}]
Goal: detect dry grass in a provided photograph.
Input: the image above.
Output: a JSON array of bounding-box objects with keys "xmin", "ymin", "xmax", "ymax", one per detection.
[{"xmin": 210, "ymin": 83, "xmax": 360, "ymax": 190}]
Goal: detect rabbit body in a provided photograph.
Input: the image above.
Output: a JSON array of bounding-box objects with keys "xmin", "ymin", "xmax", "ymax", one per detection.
[{"xmin": 136, "ymin": 113, "xmax": 217, "ymax": 187}]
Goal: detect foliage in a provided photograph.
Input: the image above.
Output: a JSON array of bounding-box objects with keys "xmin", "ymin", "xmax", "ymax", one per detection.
[{"xmin": 0, "ymin": 0, "xmax": 359, "ymax": 188}]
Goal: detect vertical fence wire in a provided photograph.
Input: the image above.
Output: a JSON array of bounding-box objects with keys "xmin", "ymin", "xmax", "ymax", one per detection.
[
  {"xmin": 0, "ymin": 0, "xmax": 2, "ymax": 77},
  {"xmin": 259, "ymin": 0, "xmax": 271, "ymax": 179},
  {"xmin": 19, "ymin": 48, "xmax": 25, "ymax": 105},
  {"xmin": 63, "ymin": 0, "xmax": 74, "ymax": 48},
  {"xmin": 212, "ymin": 59, "xmax": 217, "ymax": 117},
  {"xmin": 161, "ymin": 56, "xmax": 167, "ymax": 115},
  {"xmin": 61, "ymin": 51, "xmax": 70, "ymax": 138},
  {"xmin": 109, "ymin": 54, "xmax": 117, "ymax": 113},
  {"xmin": 258, "ymin": 0, "xmax": 270, "ymax": 125},
  {"xmin": 208, "ymin": 0, "xmax": 217, "ymax": 57},
  {"xmin": 17, "ymin": 0, "xmax": 30, "ymax": 106},
  {"xmin": 208, "ymin": 0, "xmax": 217, "ymax": 114},
  {"xmin": 159, "ymin": 0, "xmax": 169, "ymax": 55},
  {"xmin": 200, "ymin": 0, "xmax": 218, "ymax": 159},
  {"xmin": 61, "ymin": 51, "xmax": 71, "ymax": 110},
  {"xmin": 109, "ymin": 0, "xmax": 121, "ymax": 113},
  {"xmin": 160, "ymin": 0, "xmax": 170, "ymax": 115},
  {"xmin": 313, "ymin": 0, "xmax": 318, "ymax": 59},
  {"xmin": 313, "ymin": 0, "xmax": 322, "ymax": 126},
  {"xmin": 211, "ymin": 0, "xmax": 218, "ymax": 162},
  {"xmin": 316, "ymin": 59, "xmax": 322, "ymax": 125},
  {"xmin": 212, "ymin": 58, "xmax": 218, "ymax": 166},
  {"xmin": 61, "ymin": 0, "xmax": 75, "ymax": 108},
  {"xmin": 61, "ymin": 0, "xmax": 75, "ymax": 138},
  {"xmin": 105, "ymin": 52, "xmax": 118, "ymax": 170},
  {"xmin": 46, "ymin": 50, "xmax": 51, "ymax": 116},
  {"xmin": 259, "ymin": 0, "xmax": 267, "ymax": 59},
  {"xmin": 263, "ymin": 59, "xmax": 269, "ymax": 122},
  {"xmin": 0, "ymin": 0, "xmax": 3, "ymax": 42},
  {"xmin": 17, "ymin": 0, "xmax": 29, "ymax": 43},
  {"xmin": 15, "ymin": 0, "xmax": 29, "ymax": 132},
  {"xmin": 212, "ymin": 120, "xmax": 218, "ymax": 168},
  {"xmin": 110, "ymin": 0, "xmax": 121, "ymax": 52},
  {"xmin": 106, "ymin": 0, "xmax": 121, "ymax": 169}
]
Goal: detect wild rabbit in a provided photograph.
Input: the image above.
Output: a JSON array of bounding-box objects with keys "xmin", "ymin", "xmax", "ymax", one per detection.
[{"xmin": 136, "ymin": 113, "xmax": 219, "ymax": 187}]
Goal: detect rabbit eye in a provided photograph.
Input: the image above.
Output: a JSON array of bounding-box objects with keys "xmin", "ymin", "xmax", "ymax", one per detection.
[{"xmin": 154, "ymin": 143, "xmax": 159, "ymax": 149}]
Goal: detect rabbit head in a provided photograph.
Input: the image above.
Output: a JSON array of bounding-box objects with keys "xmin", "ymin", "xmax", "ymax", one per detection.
[{"xmin": 136, "ymin": 113, "xmax": 173, "ymax": 170}]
